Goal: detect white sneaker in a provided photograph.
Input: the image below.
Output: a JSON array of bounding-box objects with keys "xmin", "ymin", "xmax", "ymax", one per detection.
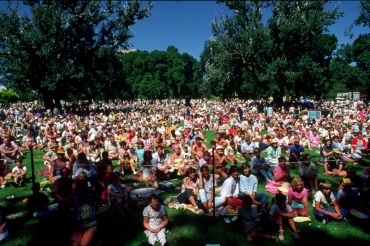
[{"xmin": 224, "ymin": 218, "xmax": 231, "ymax": 223}]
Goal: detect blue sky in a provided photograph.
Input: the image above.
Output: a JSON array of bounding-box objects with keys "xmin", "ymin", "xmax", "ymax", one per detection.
[
  {"xmin": 4, "ymin": 1, "xmax": 370, "ymax": 60},
  {"xmin": 129, "ymin": 1, "xmax": 369, "ymax": 60}
]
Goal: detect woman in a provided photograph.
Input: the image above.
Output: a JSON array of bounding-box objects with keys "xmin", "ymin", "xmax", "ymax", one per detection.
[
  {"xmin": 300, "ymin": 132, "xmax": 312, "ymax": 150},
  {"xmin": 273, "ymin": 157, "xmax": 291, "ymax": 182},
  {"xmin": 309, "ymin": 129, "xmax": 321, "ymax": 148},
  {"xmin": 266, "ymin": 139, "xmax": 281, "ymax": 166},
  {"xmin": 287, "ymin": 177, "xmax": 309, "ymax": 217},
  {"xmin": 269, "ymin": 192, "xmax": 300, "ymax": 241},
  {"xmin": 319, "ymin": 139, "xmax": 333, "ymax": 164},
  {"xmin": 170, "ymin": 144, "xmax": 186, "ymax": 175},
  {"xmin": 143, "ymin": 194, "xmax": 169, "ymax": 246},
  {"xmin": 177, "ymin": 167, "xmax": 199, "ymax": 211},
  {"xmin": 22, "ymin": 129, "xmax": 36, "ymax": 150},
  {"xmin": 132, "ymin": 150, "xmax": 159, "ymax": 189},
  {"xmin": 49, "ymin": 148, "xmax": 70, "ymax": 182}
]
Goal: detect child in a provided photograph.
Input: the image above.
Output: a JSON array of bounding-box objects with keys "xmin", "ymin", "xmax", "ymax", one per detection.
[
  {"xmin": 135, "ymin": 141, "xmax": 145, "ymax": 163},
  {"xmin": 269, "ymin": 192, "xmax": 300, "ymax": 241},
  {"xmin": 8, "ymin": 159, "xmax": 27, "ymax": 186},
  {"xmin": 119, "ymin": 153, "xmax": 136, "ymax": 175},
  {"xmin": 313, "ymin": 180, "xmax": 348, "ymax": 224},
  {"xmin": 238, "ymin": 195, "xmax": 278, "ymax": 243},
  {"xmin": 143, "ymin": 194, "xmax": 169, "ymax": 246},
  {"xmin": 107, "ymin": 175, "xmax": 132, "ymax": 215}
]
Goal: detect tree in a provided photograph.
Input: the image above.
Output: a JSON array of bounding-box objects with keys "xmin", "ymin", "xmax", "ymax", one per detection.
[
  {"xmin": 0, "ymin": 88, "xmax": 19, "ymax": 103},
  {"xmin": 0, "ymin": 0, "xmax": 153, "ymax": 108},
  {"xmin": 202, "ymin": 0, "xmax": 342, "ymax": 102}
]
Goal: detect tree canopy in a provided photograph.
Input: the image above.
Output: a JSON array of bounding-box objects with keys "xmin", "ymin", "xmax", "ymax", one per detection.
[
  {"xmin": 0, "ymin": 0, "xmax": 152, "ymax": 108},
  {"xmin": 201, "ymin": 0, "xmax": 342, "ymax": 102}
]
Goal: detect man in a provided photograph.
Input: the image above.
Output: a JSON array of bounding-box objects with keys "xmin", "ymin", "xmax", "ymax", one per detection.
[
  {"xmin": 152, "ymin": 146, "xmax": 176, "ymax": 180},
  {"xmin": 43, "ymin": 143, "xmax": 58, "ymax": 171},
  {"xmin": 240, "ymin": 136, "xmax": 254, "ymax": 161},
  {"xmin": 238, "ymin": 163, "xmax": 268, "ymax": 213},
  {"xmin": 213, "ymin": 145, "xmax": 228, "ymax": 179},
  {"xmin": 53, "ymin": 167, "xmax": 73, "ymax": 205},
  {"xmin": 105, "ymin": 136, "xmax": 120, "ymax": 160},
  {"xmin": 299, "ymin": 153, "xmax": 319, "ymax": 194},
  {"xmin": 88, "ymin": 123, "xmax": 99, "ymax": 142},
  {"xmin": 191, "ymin": 137, "xmax": 208, "ymax": 162},
  {"xmin": 28, "ymin": 182, "xmax": 58, "ymax": 218},
  {"xmin": 324, "ymin": 149, "xmax": 346, "ymax": 176},
  {"xmin": 0, "ymin": 137, "xmax": 19, "ymax": 164},
  {"xmin": 289, "ymin": 136, "xmax": 304, "ymax": 165},
  {"xmin": 251, "ymin": 148, "xmax": 273, "ymax": 182}
]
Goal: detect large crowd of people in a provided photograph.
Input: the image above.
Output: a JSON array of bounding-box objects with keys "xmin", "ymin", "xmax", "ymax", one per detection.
[{"xmin": 0, "ymin": 98, "xmax": 370, "ymax": 245}]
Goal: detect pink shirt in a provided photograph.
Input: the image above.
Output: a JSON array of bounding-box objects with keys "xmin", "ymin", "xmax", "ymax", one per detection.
[
  {"xmin": 273, "ymin": 165, "xmax": 290, "ymax": 182},
  {"xmin": 288, "ymin": 187, "xmax": 308, "ymax": 203}
]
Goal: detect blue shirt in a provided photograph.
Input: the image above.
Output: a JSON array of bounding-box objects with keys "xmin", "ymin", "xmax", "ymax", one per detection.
[
  {"xmin": 289, "ymin": 144, "xmax": 304, "ymax": 161},
  {"xmin": 239, "ymin": 174, "xmax": 258, "ymax": 194}
]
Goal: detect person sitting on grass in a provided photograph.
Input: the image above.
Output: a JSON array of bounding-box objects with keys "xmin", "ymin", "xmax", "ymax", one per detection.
[
  {"xmin": 0, "ymin": 205, "xmax": 9, "ymax": 244},
  {"xmin": 27, "ymin": 182, "xmax": 59, "ymax": 218},
  {"xmin": 313, "ymin": 180, "xmax": 348, "ymax": 224},
  {"xmin": 143, "ymin": 194, "xmax": 169, "ymax": 246},
  {"xmin": 132, "ymin": 150, "xmax": 159, "ymax": 189},
  {"xmin": 251, "ymin": 148, "xmax": 273, "ymax": 183},
  {"xmin": 53, "ymin": 167, "xmax": 73, "ymax": 205},
  {"xmin": 337, "ymin": 178, "xmax": 370, "ymax": 218},
  {"xmin": 237, "ymin": 195, "xmax": 278, "ymax": 243},
  {"xmin": 287, "ymin": 177, "xmax": 309, "ymax": 217},
  {"xmin": 177, "ymin": 167, "xmax": 199, "ymax": 211},
  {"xmin": 197, "ymin": 165, "xmax": 224, "ymax": 213},
  {"xmin": 269, "ymin": 192, "xmax": 300, "ymax": 241},
  {"xmin": 338, "ymin": 167, "xmax": 364, "ymax": 193},
  {"xmin": 107, "ymin": 175, "xmax": 132, "ymax": 215},
  {"xmin": 170, "ymin": 144, "xmax": 186, "ymax": 175},
  {"xmin": 119, "ymin": 152, "xmax": 136, "ymax": 176},
  {"xmin": 5, "ymin": 159, "xmax": 27, "ymax": 186},
  {"xmin": 63, "ymin": 179, "xmax": 99, "ymax": 246},
  {"xmin": 273, "ymin": 157, "xmax": 291, "ymax": 182},
  {"xmin": 238, "ymin": 163, "xmax": 269, "ymax": 213},
  {"xmin": 0, "ymin": 157, "xmax": 8, "ymax": 188},
  {"xmin": 299, "ymin": 153, "xmax": 318, "ymax": 194},
  {"xmin": 220, "ymin": 165, "xmax": 242, "ymax": 209},
  {"xmin": 323, "ymin": 148, "xmax": 347, "ymax": 176}
]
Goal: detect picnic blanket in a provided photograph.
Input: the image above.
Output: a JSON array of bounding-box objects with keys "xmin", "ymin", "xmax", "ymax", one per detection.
[
  {"xmin": 265, "ymin": 181, "xmax": 285, "ymax": 194},
  {"xmin": 37, "ymin": 167, "xmax": 50, "ymax": 177},
  {"xmin": 130, "ymin": 188, "xmax": 164, "ymax": 198}
]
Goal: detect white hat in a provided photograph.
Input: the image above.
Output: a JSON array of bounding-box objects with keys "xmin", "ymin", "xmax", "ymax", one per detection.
[{"xmin": 216, "ymin": 145, "xmax": 224, "ymax": 150}]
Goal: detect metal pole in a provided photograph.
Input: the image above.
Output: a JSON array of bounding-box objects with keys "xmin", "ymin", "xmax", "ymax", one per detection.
[
  {"xmin": 30, "ymin": 146, "xmax": 35, "ymax": 185},
  {"xmin": 212, "ymin": 148, "xmax": 215, "ymax": 221}
]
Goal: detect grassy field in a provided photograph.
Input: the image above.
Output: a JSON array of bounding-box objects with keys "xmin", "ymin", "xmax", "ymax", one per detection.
[{"xmin": 1, "ymin": 131, "xmax": 370, "ymax": 246}]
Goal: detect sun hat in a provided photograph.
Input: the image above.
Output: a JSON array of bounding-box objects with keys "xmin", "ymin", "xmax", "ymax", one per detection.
[
  {"xmin": 271, "ymin": 139, "xmax": 278, "ymax": 144},
  {"xmin": 50, "ymin": 143, "xmax": 58, "ymax": 148},
  {"xmin": 342, "ymin": 178, "xmax": 352, "ymax": 186},
  {"xmin": 277, "ymin": 182, "xmax": 290, "ymax": 193},
  {"xmin": 216, "ymin": 145, "xmax": 224, "ymax": 150},
  {"xmin": 332, "ymin": 148, "xmax": 340, "ymax": 154},
  {"xmin": 56, "ymin": 148, "xmax": 65, "ymax": 154}
]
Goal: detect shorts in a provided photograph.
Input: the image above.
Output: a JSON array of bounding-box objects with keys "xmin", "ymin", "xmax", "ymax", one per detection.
[
  {"xmin": 74, "ymin": 219, "xmax": 98, "ymax": 232},
  {"xmin": 291, "ymin": 201, "xmax": 304, "ymax": 209}
]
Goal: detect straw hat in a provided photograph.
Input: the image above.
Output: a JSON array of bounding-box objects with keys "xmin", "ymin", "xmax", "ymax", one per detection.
[
  {"xmin": 56, "ymin": 148, "xmax": 65, "ymax": 154},
  {"xmin": 277, "ymin": 182, "xmax": 290, "ymax": 193}
]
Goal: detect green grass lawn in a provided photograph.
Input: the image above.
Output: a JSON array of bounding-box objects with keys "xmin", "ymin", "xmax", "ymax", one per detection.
[{"xmin": 1, "ymin": 131, "xmax": 370, "ymax": 246}]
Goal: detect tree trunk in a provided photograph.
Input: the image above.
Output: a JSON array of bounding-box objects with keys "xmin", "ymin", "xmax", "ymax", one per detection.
[{"xmin": 42, "ymin": 92, "xmax": 55, "ymax": 109}]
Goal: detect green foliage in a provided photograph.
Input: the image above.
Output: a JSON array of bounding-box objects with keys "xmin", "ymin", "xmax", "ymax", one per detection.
[
  {"xmin": 202, "ymin": 0, "xmax": 342, "ymax": 101},
  {"xmin": 0, "ymin": 88, "xmax": 19, "ymax": 103},
  {"xmin": 0, "ymin": 0, "xmax": 153, "ymax": 108},
  {"xmin": 118, "ymin": 48, "xmax": 202, "ymax": 99}
]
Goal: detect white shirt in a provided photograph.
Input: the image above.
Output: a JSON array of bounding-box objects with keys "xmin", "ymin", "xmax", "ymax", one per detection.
[{"xmin": 220, "ymin": 176, "xmax": 239, "ymax": 199}]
